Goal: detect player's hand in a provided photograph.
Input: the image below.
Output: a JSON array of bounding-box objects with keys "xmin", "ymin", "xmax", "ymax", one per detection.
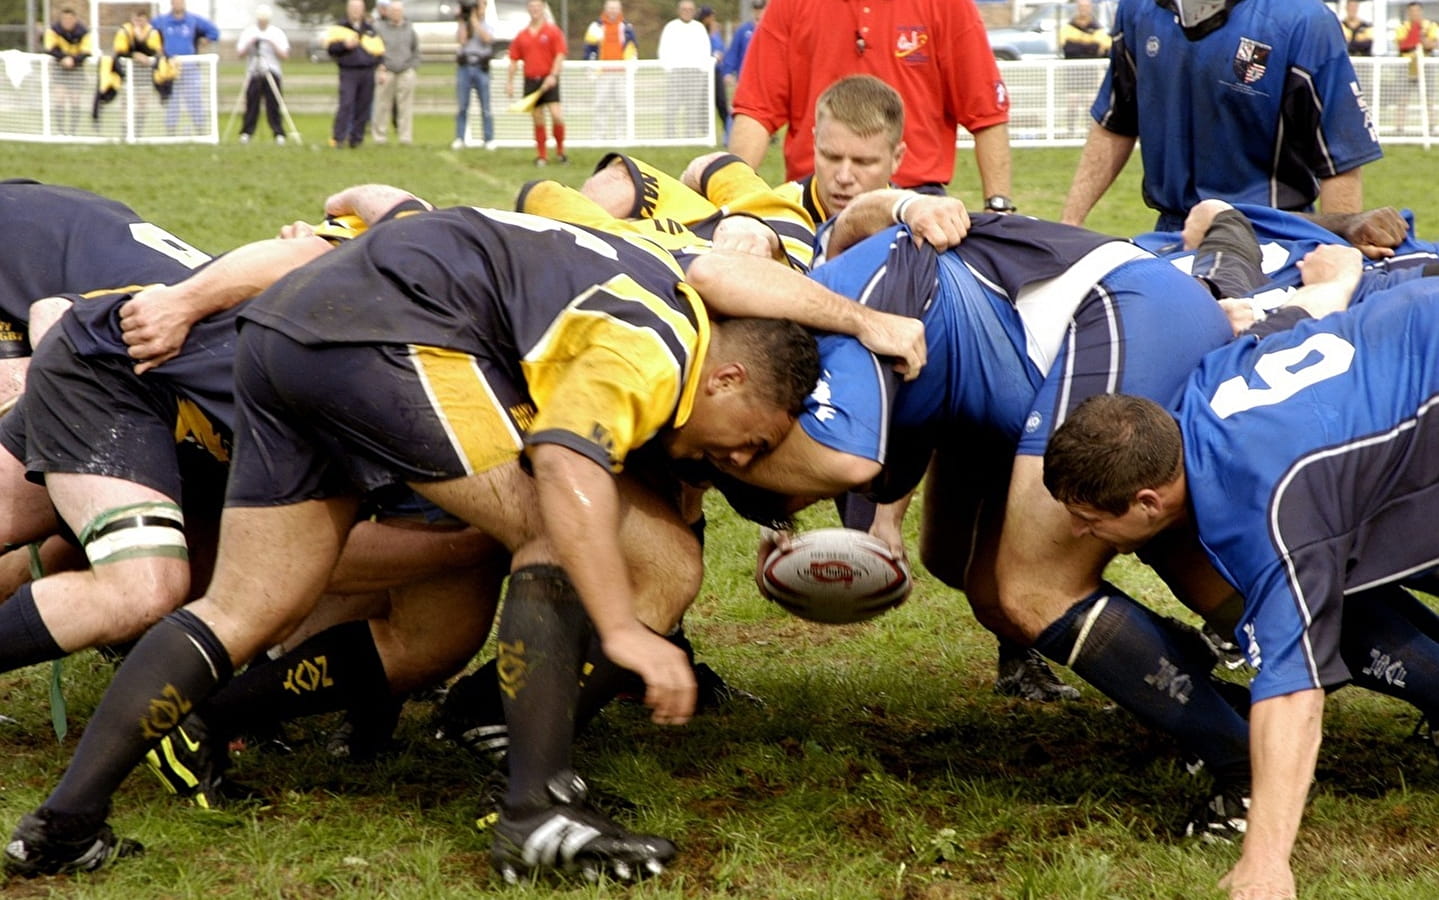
[
  {"xmin": 868, "ymin": 515, "xmax": 907, "ymax": 561},
  {"xmin": 711, "ymin": 215, "xmax": 779, "ymax": 259},
  {"xmin": 856, "ymin": 309, "xmax": 926, "ymax": 381},
  {"xmin": 120, "ymin": 284, "xmax": 199, "ymax": 373},
  {"xmin": 754, "ymin": 525, "xmax": 794, "ymax": 592},
  {"xmin": 1339, "ymin": 207, "xmax": 1405, "ymax": 259},
  {"xmin": 280, "ymin": 220, "xmax": 318, "ymax": 239},
  {"xmin": 1296, "ymin": 244, "xmax": 1362, "ymax": 290},
  {"xmin": 506, "ymin": 82, "xmax": 514, "ymax": 97},
  {"xmin": 681, "ymin": 151, "xmax": 730, "ymax": 191},
  {"xmin": 601, "ymin": 624, "xmax": 696, "ymax": 726},
  {"xmin": 899, "ymin": 195, "xmax": 969, "ymax": 251},
  {"xmin": 1180, "ymin": 198, "xmax": 1235, "ymax": 251},
  {"xmin": 1218, "ymin": 297, "xmax": 1259, "ymax": 337},
  {"xmin": 1219, "ymin": 857, "xmax": 1297, "ymax": 900}
]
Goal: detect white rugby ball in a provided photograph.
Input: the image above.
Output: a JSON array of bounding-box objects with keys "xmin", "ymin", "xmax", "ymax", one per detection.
[{"xmin": 760, "ymin": 528, "xmax": 912, "ymax": 624}]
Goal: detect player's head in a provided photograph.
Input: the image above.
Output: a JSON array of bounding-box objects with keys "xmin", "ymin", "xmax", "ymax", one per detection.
[
  {"xmin": 1156, "ymin": 0, "xmax": 1238, "ymax": 38},
  {"xmin": 664, "ymin": 318, "xmax": 819, "ymax": 469},
  {"xmin": 256, "ymin": 4, "xmax": 272, "ymax": 25},
  {"xmin": 58, "ymin": 5, "xmax": 78, "ymax": 26},
  {"xmin": 526, "ymin": 0, "xmax": 547, "ymax": 22},
  {"xmin": 1345, "ymin": 0, "xmax": 1361, "ymax": 17},
  {"xmin": 171, "ymin": 0, "xmax": 186, "ymax": 14},
  {"xmin": 131, "ymin": 6, "xmax": 150, "ymax": 27},
  {"xmin": 1042, "ymin": 394, "xmax": 1186, "ymax": 551},
  {"xmin": 347, "ymin": 0, "xmax": 366, "ymax": 22},
  {"xmin": 1074, "ymin": 0, "xmax": 1094, "ymax": 23},
  {"xmin": 812, "ymin": 75, "xmax": 906, "ymax": 215},
  {"xmin": 603, "ymin": 0, "xmax": 622, "ymax": 20},
  {"xmin": 676, "ymin": 0, "xmax": 697, "ymax": 22},
  {"xmin": 1408, "ymin": 1, "xmax": 1425, "ymax": 22}
]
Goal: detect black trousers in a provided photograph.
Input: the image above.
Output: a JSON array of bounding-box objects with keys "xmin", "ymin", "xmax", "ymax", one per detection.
[
  {"xmin": 332, "ymin": 66, "xmax": 376, "ymax": 146},
  {"xmin": 242, "ymin": 70, "xmax": 284, "ymax": 138}
]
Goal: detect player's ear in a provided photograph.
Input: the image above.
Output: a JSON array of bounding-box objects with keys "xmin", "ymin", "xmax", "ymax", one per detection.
[
  {"xmin": 707, "ymin": 361, "xmax": 748, "ymax": 393},
  {"xmin": 891, "ymin": 140, "xmax": 907, "ymax": 171}
]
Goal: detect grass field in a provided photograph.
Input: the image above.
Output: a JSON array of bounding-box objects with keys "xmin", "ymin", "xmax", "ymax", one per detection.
[{"xmin": 2, "ymin": 133, "xmax": 1439, "ymax": 899}]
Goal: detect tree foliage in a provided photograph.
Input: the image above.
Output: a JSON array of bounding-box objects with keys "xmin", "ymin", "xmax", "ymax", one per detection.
[{"xmin": 276, "ymin": 0, "xmax": 347, "ymax": 26}]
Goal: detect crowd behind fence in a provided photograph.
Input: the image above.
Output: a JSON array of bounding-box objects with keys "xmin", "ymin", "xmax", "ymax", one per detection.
[{"xmin": 1, "ymin": 55, "xmax": 1433, "ymax": 150}]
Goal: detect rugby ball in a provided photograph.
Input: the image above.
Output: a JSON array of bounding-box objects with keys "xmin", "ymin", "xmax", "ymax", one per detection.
[{"xmin": 760, "ymin": 528, "xmax": 912, "ymax": 624}]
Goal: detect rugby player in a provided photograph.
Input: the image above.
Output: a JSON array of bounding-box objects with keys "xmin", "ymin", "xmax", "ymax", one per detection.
[{"xmin": 1043, "ymin": 276, "xmax": 1439, "ymax": 899}]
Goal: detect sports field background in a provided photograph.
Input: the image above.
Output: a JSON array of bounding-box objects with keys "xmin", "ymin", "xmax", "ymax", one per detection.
[{"xmin": 1, "ymin": 132, "xmax": 1438, "ymax": 898}]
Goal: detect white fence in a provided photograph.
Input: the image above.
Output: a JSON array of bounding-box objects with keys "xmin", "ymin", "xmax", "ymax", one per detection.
[
  {"xmin": 3, "ymin": 52, "xmax": 1431, "ymax": 151},
  {"xmin": 965, "ymin": 57, "xmax": 1435, "ymax": 149},
  {"xmin": 0, "ymin": 51, "xmax": 219, "ymax": 144},
  {"xmin": 459, "ymin": 59, "xmax": 718, "ymax": 149}
]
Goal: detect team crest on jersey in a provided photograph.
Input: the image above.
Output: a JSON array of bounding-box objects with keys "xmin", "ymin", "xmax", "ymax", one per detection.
[
  {"xmin": 1233, "ymin": 37, "xmax": 1272, "ymax": 84},
  {"xmin": 894, "ymin": 26, "xmax": 930, "ymax": 64}
]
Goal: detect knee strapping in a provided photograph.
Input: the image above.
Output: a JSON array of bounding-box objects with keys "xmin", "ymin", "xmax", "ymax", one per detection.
[{"xmin": 79, "ymin": 501, "xmax": 187, "ymax": 566}]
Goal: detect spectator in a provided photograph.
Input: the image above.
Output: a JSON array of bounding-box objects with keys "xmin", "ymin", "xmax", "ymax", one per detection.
[
  {"xmin": 698, "ymin": 6, "xmax": 729, "ymax": 142},
  {"xmin": 454, "ymin": 0, "xmax": 497, "ymax": 150},
  {"xmin": 583, "ymin": 0, "xmax": 637, "ymax": 142},
  {"xmin": 94, "ymin": 6, "xmax": 172, "ymax": 128},
  {"xmin": 1060, "ymin": 0, "xmax": 1109, "ymax": 59},
  {"xmin": 327, "ymin": 0, "xmax": 385, "ymax": 148},
  {"xmin": 152, "ymin": 0, "xmax": 218, "ymax": 136},
  {"xmin": 373, "ymin": 0, "xmax": 420, "ymax": 145},
  {"xmin": 720, "ymin": 0, "xmax": 763, "ymax": 101},
  {"xmin": 1341, "ymin": 0, "xmax": 1374, "ymax": 56},
  {"xmin": 1061, "ymin": 0, "xmax": 1381, "ymax": 231},
  {"xmin": 658, "ymin": 0, "xmax": 712, "ymax": 140},
  {"xmin": 235, "ymin": 4, "xmax": 290, "ymax": 145},
  {"xmin": 729, "ymin": 0, "xmax": 1014, "ymax": 211},
  {"xmin": 507, "ymin": 0, "xmax": 567, "ymax": 166},
  {"xmin": 1397, "ymin": 1, "xmax": 1439, "ymax": 77},
  {"xmin": 44, "ymin": 5, "xmax": 92, "ymax": 135}
]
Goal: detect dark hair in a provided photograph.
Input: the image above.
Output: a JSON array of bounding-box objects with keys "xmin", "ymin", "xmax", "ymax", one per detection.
[
  {"xmin": 1042, "ymin": 394, "xmax": 1183, "ymax": 516},
  {"xmin": 716, "ymin": 317, "xmax": 820, "ymax": 417}
]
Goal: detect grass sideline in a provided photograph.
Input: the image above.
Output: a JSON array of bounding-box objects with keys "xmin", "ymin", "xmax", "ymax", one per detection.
[{"xmin": 1, "ymin": 137, "xmax": 1439, "ymax": 899}]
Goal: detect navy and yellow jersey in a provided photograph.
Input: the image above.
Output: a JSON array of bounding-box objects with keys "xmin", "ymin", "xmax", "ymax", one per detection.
[
  {"xmin": 113, "ymin": 21, "xmax": 164, "ymax": 59},
  {"xmin": 241, "ymin": 206, "xmax": 710, "ymax": 472},
  {"xmin": 0, "ymin": 181, "xmax": 207, "ymax": 357},
  {"xmin": 45, "ymin": 20, "xmax": 93, "ymax": 64},
  {"xmin": 590, "ymin": 152, "xmax": 817, "ymax": 272},
  {"xmin": 516, "ymin": 179, "xmax": 712, "ymax": 261},
  {"xmin": 101, "ymin": 23, "xmax": 174, "ymax": 102},
  {"xmin": 1176, "ymin": 279, "xmax": 1439, "ymax": 703},
  {"xmin": 328, "ymin": 19, "xmax": 385, "ymax": 68}
]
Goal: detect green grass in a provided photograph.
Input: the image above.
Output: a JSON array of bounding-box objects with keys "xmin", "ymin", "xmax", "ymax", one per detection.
[{"xmin": 3, "ymin": 137, "xmax": 1439, "ymax": 898}]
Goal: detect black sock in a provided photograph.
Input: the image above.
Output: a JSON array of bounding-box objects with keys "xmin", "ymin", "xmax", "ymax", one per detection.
[
  {"xmin": 1034, "ymin": 584, "xmax": 1250, "ymax": 784},
  {"xmin": 0, "ymin": 583, "xmax": 65, "ymax": 674},
  {"xmin": 996, "ymin": 636, "xmax": 1032, "ymax": 665},
  {"xmin": 200, "ymin": 620, "xmax": 390, "ymax": 740},
  {"xmin": 497, "ymin": 565, "xmax": 590, "ymax": 812},
  {"xmin": 45, "ymin": 608, "xmax": 233, "ymax": 824},
  {"xmin": 1341, "ymin": 585, "xmax": 1439, "ymax": 716}
]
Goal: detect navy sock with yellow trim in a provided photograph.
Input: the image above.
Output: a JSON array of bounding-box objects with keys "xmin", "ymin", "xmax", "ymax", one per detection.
[{"xmin": 45, "ymin": 608, "xmax": 232, "ymax": 824}]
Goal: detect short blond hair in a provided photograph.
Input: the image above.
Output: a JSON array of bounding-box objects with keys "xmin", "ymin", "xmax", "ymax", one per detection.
[{"xmin": 814, "ymin": 75, "xmax": 904, "ymax": 147}]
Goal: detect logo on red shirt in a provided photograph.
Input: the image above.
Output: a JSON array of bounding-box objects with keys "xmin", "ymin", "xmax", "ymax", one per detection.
[{"xmin": 893, "ymin": 26, "xmax": 929, "ymax": 63}]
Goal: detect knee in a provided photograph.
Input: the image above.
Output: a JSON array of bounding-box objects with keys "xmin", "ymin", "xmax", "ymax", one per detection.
[{"xmin": 92, "ymin": 561, "xmax": 192, "ymax": 642}]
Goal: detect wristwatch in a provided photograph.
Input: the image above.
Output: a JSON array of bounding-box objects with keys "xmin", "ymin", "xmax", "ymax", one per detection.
[{"xmin": 984, "ymin": 195, "xmax": 1017, "ymax": 214}]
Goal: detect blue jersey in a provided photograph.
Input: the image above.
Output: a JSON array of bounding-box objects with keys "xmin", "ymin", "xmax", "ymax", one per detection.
[
  {"xmin": 801, "ymin": 217, "xmax": 1229, "ymax": 464},
  {"xmin": 152, "ymin": 10, "xmax": 218, "ymax": 55},
  {"xmin": 1175, "ymin": 279, "xmax": 1439, "ymax": 703},
  {"xmin": 1138, "ymin": 204, "xmax": 1439, "ymax": 291},
  {"xmin": 0, "ymin": 180, "xmax": 208, "ymax": 357},
  {"xmin": 1095, "ymin": 0, "xmax": 1381, "ymax": 228}
]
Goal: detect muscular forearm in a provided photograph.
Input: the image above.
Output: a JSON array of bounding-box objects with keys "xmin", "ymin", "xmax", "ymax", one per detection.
[
  {"xmin": 971, "ymin": 123, "xmax": 1013, "ymax": 199},
  {"xmin": 1316, "ymin": 168, "xmax": 1364, "ymax": 216},
  {"xmin": 1224, "ymin": 689, "xmax": 1324, "ymax": 899},
  {"xmin": 1060, "ymin": 124, "xmax": 1135, "ymax": 226},
  {"xmin": 324, "ymin": 183, "xmax": 430, "ymax": 224},
  {"xmin": 728, "ymin": 114, "xmax": 772, "ymax": 171}
]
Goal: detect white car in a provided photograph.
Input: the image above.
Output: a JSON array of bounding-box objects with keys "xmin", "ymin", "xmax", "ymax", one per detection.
[{"xmin": 985, "ymin": 1, "xmax": 1115, "ymax": 61}]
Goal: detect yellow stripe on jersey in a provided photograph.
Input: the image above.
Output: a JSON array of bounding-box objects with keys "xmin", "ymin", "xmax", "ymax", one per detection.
[
  {"xmin": 174, "ymin": 399, "xmax": 230, "ymax": 463},
  {"xmin": 521, "ymin": 274, "xmax": 708, "ymax": 470},
  {"xmin": 517, "ymin": 180, "xmax": 712, "ymax": 258},
  {"xmin": 408, "ymin": 346, "xmax": 524, "ymax": 475}
]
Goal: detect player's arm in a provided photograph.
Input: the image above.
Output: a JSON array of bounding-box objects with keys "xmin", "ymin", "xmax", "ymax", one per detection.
[
  {"xmin": 121, "ymin": 234, "xmax": 334, "ymax": 372},
  {"xmin": 1316, "ymin": 168, "xmax": 1364, "ymax": 218},
  {"xmin": 971, "ymin": 122, "xmax": 1014, "ymax": 201},
  {"xmin": 728, "ymin": 114, "xmax": 772, "ymax": 171},
  {"xmin": 826, "ymin": 190, "xmax": 970, "ymax": 257},
  {"xmin": 1061, "ymin": 123, "xmax": 1136, "ymax": 226},
  {"xmin": 324, "ymin": 183, "xmax": 432, "ymax": 223},
  {"xmin": 723, "ymin": 423, "xmax": 880, "ymax": 497},
  {"xmin": 1219, "ymin": 688, "xmax": 1323, "ymax": 900},
  {"xmin": 529, "ymin": 443, "xmax": 696, "ymax": 725},
  {"xmin": 685, "ymin": 250, "xmax": 926, "ymax": 379}
]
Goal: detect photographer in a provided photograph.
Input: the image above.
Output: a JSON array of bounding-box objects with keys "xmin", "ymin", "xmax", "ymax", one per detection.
[
  {"xmin": 235, "ymin": 4, "xmax": 290, "ymax": 144},
  {"xmin": 453, "ymin": 0, "xmax": 496, "ymax": 150}
]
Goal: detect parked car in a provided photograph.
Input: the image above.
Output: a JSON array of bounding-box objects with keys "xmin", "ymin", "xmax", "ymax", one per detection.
[
  {"xmin": 985, "ymin": 1, "xmax": 1114, "ymax": 61},
  {"xmin": 308, "ymin": 0, "xmax": 527, "ymax": 64}
]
